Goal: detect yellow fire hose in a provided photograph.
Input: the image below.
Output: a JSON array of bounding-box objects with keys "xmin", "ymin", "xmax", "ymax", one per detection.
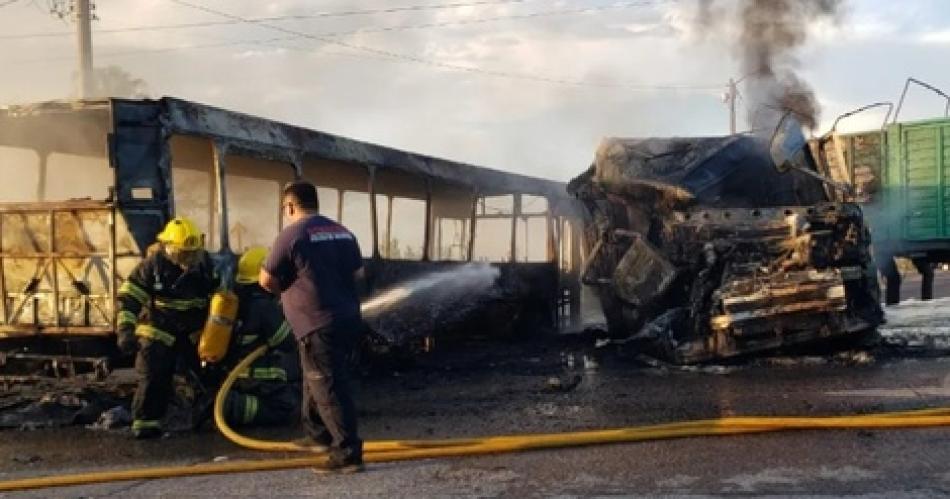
[{"xmin": 4, "ymin": 344, "xmax": 950, "ymax": 493}]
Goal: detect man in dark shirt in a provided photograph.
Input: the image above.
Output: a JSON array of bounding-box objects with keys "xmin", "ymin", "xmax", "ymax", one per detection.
[{"xmin": 259, "ymin": 181, "xmax": 365, "ymax": 473}]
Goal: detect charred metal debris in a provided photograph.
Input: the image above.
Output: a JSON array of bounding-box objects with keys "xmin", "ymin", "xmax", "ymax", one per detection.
[{"xmin": 569, "ymin": 135, "xmax": 884, "ymax": 364}]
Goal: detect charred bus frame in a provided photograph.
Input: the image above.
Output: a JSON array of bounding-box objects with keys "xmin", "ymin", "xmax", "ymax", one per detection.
[{"xmin": 0, "ymin": 97, "xmax": 585, "ymax": 376}]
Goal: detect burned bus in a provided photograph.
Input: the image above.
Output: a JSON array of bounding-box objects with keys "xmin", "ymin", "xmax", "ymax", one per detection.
[{"xmin": 0, "ymin": 97, "xmax": 586, "ymax": 377}]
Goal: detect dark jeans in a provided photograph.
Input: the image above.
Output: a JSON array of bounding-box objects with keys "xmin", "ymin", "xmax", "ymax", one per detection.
[{"xmin": 298, "ymin": 321, "xmax": 362, "ymax": 462}]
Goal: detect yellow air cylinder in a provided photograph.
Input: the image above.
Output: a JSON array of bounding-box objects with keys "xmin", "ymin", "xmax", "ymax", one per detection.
[{"xmin": 198, "ymin": 291, "xmax": 239, "ymax": 363}]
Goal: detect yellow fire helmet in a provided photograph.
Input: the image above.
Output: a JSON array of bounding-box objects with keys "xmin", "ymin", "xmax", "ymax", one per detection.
[
  {"xmin": 156, "ymin": 217, "xmax": 204, "ymax": 251},
  {"xmin": 236, "ymin": 246, "xmax": 268, "ymax": 284}
]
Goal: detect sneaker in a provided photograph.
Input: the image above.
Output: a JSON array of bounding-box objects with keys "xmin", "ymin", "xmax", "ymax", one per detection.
[{"xmin": 293, "ymin": 436, "xmax": 330, "ymax": 453}]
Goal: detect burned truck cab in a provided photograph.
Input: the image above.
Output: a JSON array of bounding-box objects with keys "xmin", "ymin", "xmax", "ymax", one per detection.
[{"xmin": 569, "ymin": 126, "xmax": 883, "ymax": 364}]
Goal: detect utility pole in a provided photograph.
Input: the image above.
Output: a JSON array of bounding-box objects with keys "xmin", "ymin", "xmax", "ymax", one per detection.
[
  {"xmin": 75, "ymin": 0, "xmax": 94, "ymax": 99},
  {"xmin": 723, "ymin": 75, "xmax": 748, "ymax": 135},
  {"xmin": 726, "ymin": 77, "xmax": 738, "ymax": 135},
  {"xmin": 51, "ymin": 0, "xmax": 95, "ymax": 98}
]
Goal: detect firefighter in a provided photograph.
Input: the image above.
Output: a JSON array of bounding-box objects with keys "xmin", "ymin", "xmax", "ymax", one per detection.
[
  {"xmin": 217, "ymin": 247, "xmax": 301, "ymax": 427},
  {"xmin": 116, "ymin": 217, "xmax": 219, "ymax": 439}
]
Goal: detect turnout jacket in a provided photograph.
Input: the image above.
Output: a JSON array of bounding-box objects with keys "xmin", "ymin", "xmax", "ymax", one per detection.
[
  {"xmin": 226, "ymin": 285, "xmax": 300, "ymax": 383},
  {"xmin": 117, "ymin": 244, "xmax": 219, "ymax": 347}
]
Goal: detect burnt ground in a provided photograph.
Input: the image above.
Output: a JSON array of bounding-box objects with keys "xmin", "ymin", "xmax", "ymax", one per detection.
[
  {"xmin": 2, "ymin": 273, "xmax": 950, "ymax": 497},
  {"xmin": 4, "ymin": 333, "xmax": 950, "ymax": 497}
]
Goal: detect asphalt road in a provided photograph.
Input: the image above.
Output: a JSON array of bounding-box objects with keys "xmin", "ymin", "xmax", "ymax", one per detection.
[
  {"xmin": 5, "ymin": 345, "xmax": 950, "ymax": 496},
  {"xmin": 9, "ymin": 420, "xmax": 950, "ymax": 498},
  {"xmin": 3, "ymin": 276, "xmax": 950, "ymax": 497}
]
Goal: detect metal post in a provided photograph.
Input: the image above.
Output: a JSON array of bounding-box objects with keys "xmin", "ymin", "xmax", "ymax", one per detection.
[
  {"xmin": 728, "ymin": 77, "xmax": 737, "ymax": 135},
  {"xmin": 49, "ymin": 210, "xmax": 61, "ymax": 326},
  {"xmin": 0, "ymin": 214, "xmax": 7, "ymax": 324},
  {"xmin": 569, "ymin": 219, "xmax": 582, "ymax": 328},
  {"xmin": 76, "ymin": 0, "xmax": 94, "ymax": 99},
  {"xmin": 212, "ymin": 143, "xmax": 230, "ymax": 252},
  {"xmin": 467, "ymin": 192, "xmax": 478, "ymax": 262},
  {"xmin": 523, "ymin": 215, "xmax": 529, "ymax": 262},
  {"xmin": 36, "ymin": 152, "xmax": 48, "ymax": 202},
  {"xmin": 435, "ymin": 218, "xmax": 442, "ymax": 260},
  {"xmin": 546, "ymin": 203, "xmax": 556, "ymax": 263},
  {"xmin": 422, "ymin": 180, "xmax": 432, "ymax": 261},
  {"xmin": 847, "ymin": 137, "xmax": 864, "ymax": 201},
  {"xmin": 108, "ymin": 206, "xmax": 117, "ymax": 330},
  {"xmin": 385, "ymin": 196, "xmax": 393, "ymax": 258},
  {"xmin": 367, "ymin": 167, "xmax": 380, "ymax": 259},
  {"xmin": 509, "ymin": 194, "xmax": 521, "ymax": 262}
]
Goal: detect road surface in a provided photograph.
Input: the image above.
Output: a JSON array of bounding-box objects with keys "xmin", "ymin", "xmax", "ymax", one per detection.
[{"xmin": 4, "ymin": 287, "xmax": 950, "ymax": 496}]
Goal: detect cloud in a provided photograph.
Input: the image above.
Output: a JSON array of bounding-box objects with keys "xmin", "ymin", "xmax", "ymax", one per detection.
[
  {"xmin": 0, "ymin": 0, "xmax": 735, "ymax": 179},
  {"xmin": 1, "ymin": 0, "xmax": 950, "ymax": 181},
  {"xmin": 614, "ymin": 21, "xmax": 669, "ymax": 36},
  {"xmin": 917, "ymin": 28, "xmax": 950, "ymax": 44},
  {"xmin": 804, "ymin": 16, "xmax": 899, "ymax": 45},
  {"xmin": 232, "ymin": 46, "xmax": 289, "ymax": 59}
]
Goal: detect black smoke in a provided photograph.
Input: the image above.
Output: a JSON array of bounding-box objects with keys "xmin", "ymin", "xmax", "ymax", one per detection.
[{"xmin": 695, "ymin": 0, "xmax": 845, "ymax": 132}]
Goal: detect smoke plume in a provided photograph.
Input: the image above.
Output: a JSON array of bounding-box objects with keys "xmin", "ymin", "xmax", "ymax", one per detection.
[
  {"xmin": 71, "ymin": 65, "xmax": 149, "ymax": 99},
  {"xmin": 696, "ymin": 0, "xmax": 844, "ymax": 132}
]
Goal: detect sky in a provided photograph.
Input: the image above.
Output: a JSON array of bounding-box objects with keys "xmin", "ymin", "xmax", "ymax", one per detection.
[{"xmin": 1, "ymin": 0, "xmax": 949, "ymax": 182}]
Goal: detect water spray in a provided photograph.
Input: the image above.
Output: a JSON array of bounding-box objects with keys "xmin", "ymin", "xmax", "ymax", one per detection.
[{"xmin": 360, "ymin": 263, "xmax": 500, "ymax": 316}]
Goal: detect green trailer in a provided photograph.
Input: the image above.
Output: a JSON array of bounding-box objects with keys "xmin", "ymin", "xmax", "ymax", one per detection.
[
  {"xmin": 815, "ymin": 110, "xmax": 950, "ymax": 303},
  {"xmin": 886, "ymin": 118, "xmax": 950, "ymax": 243}
]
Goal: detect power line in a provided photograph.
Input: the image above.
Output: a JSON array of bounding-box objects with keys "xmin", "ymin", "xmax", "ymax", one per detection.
[
  {"xmin": 0, "ymin": 0, "xmax": 549, "ymax": 39},
  {"xmin": 3, "ymin": 0, "xmax": 719, "ymax": 93},
  {"xmin": 7, "ymin": 36, "xmax": 294, "ymax": 64},
  {"xmin": 166, "ymin": 0, "xmax": 718, "ymax": 92},
  {"xmin": 250, "ymin": 0, "xmax": 539, "ymax": 20},
  {"xmin": 7, "ymin": 31, "xmax": 721, "ymax": 93},
  {"xmin": 1, "ymin": 1, "xmax": 667, "ymax": 40},
  {"xmin": 3, "ymin": 1, "xmax": 657, "ymax": 67},
  {"xmin": 324, "ymin": 2, "xmax": 662, "ymax": 38}
]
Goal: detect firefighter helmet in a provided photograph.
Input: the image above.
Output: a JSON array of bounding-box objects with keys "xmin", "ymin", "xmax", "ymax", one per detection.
[
  {"xmin": 157, "ymin": 217, "xmax": 203, "ymax": 251},
  {"xmin": 236, "ymin": 246, "xmax": 268, "ymax": 284}
]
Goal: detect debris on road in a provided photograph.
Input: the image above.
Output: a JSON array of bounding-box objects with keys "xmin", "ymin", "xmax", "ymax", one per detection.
[
  {"xmin": 545, "ymin": 374, "xmax": 582, "ymax": 393},
  {"xmin": 87, "ymin": 405, "xmax": 132, "ymax": 431},
  {"xmin": 835, "ymin": 350, "xmax": 874, "ymax": 366},
  {"xmin": 11, "ymin": 454, "xmax": 42, "ymax": 464}
]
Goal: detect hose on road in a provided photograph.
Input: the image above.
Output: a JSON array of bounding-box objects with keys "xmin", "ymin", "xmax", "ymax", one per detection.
[{"xmin": 4, "ymin": 345, "xmax": 950, "ymax": 493}]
